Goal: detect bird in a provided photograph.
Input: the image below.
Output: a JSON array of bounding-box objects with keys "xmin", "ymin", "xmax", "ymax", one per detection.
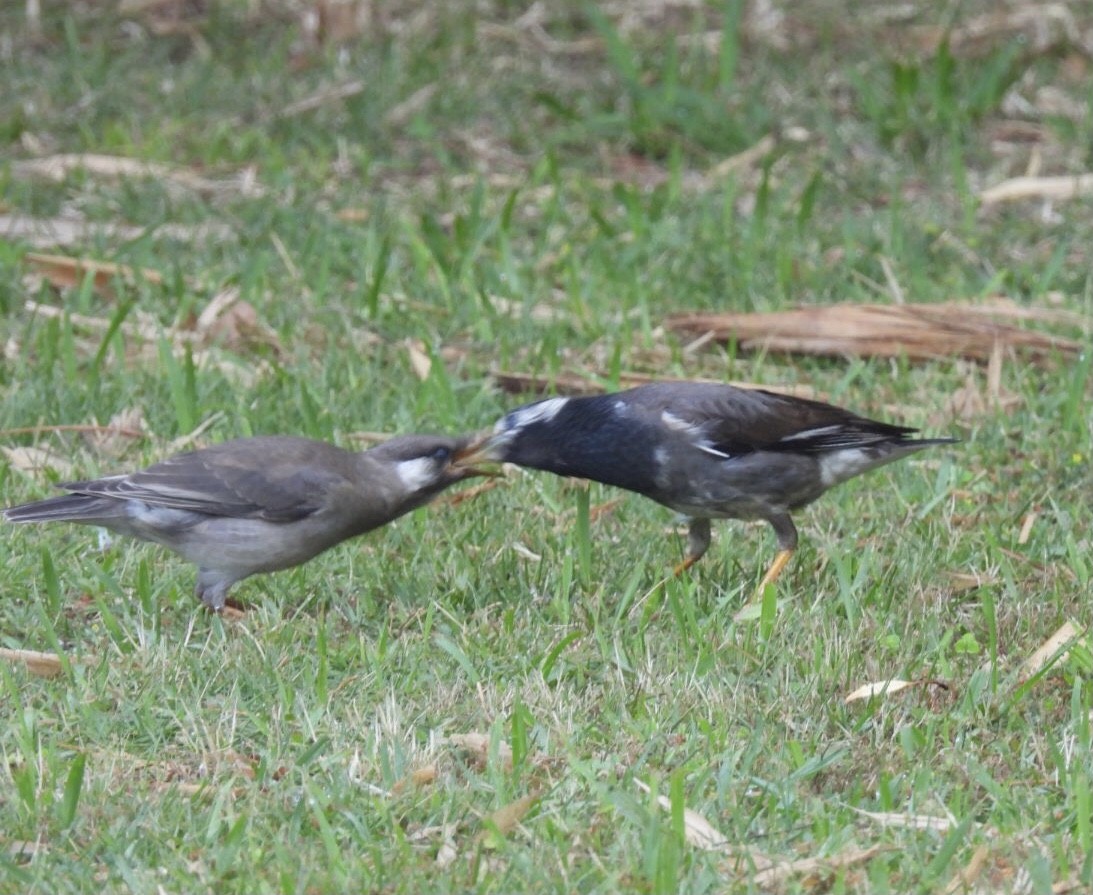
[
  {"xmin": 457, "ymin": 382, "xmax": 956, "ymax": 595},
  {"xmin": 3, "ymin": 434, "xmax": 491, "ymax": 611}
]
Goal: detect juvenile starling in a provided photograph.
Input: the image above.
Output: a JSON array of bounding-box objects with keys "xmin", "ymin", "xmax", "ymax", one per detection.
[
  {"xmin": 459, "ymin": 383, "xmax": 955, "ymax": 593},
  {"xmin": 4, "ymin": 434, "xmax": 489, "ymax": 610}
]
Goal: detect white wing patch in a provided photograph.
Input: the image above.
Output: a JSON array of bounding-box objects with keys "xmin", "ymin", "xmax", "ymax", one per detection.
[
  {"xmin": 779, "ymin": 424, "xmax": 843, "ymax": 443},
  {"xmin": 394, "ymin": 457, "xmax": 439, "ymax": 492},
  {"xmin": 696, "ymin": 443, "xmax": 731, "ymax": 459},
  {"xmin": 504, "ymin": 397, "xmax": 570, "ymax": 431},
  {"xmin": 661, "ymin": 411, "xmax": 700, "ymax": 434}
]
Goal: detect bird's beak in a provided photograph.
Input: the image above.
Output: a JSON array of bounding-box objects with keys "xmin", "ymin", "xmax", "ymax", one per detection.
[{"xmin": 451, "ymin": 433, "xmax": 504, "ymax": 478}]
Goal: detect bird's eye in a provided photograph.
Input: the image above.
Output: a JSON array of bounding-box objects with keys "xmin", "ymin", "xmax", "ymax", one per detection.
[{"xmin": 431, "ymin": 446, "xmax": 451, "ymax": 462}]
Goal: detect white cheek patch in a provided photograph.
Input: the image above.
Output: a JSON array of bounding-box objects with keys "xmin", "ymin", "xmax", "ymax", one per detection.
[
  {"xmin": 506, "ymin": 396, "xmax": 569, "ymax": 431},
  {"xmin": 394, "ymin": 457, "xmax": 438, "ymax": 491}
]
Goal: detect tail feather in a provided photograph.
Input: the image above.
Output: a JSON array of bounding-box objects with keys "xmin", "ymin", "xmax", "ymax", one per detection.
[
  {"xmin": 901, "ymin": 436, "xmax": 959, "ymax": 447},
  {"xmin": 3, "ymin": 493, "xmax": 128, "ymax": 525}
]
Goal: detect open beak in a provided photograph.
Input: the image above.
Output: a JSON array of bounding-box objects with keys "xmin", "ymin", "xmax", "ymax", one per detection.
[{"xmin": 452, "ymin": 433, "xmax": 503, "ymax": 478}]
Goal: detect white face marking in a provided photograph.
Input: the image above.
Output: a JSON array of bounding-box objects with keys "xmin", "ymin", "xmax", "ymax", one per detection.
[
  {"xmin": 818, "ymin": 449, "xmax": 871, "ymax": 487},
  {"xmin": 394, "ymin": 456, "xmax": 439, "ymax": 492},
  {"xmin": 505, "ymin": 396, "xmax": 569, "ymax": 431}
]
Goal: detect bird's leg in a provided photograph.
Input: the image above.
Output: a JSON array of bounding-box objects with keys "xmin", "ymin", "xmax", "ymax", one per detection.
[
  {"xmin": 752, "ymin": 514, "xmax": 798, "ymax": 600},
  {"xmin": 673, "ymin": 517, "xmax": 711, "ymax": 576},
  {"xmin": 195, "ymin": 571, "xmax": 229, "ymax": 612}
]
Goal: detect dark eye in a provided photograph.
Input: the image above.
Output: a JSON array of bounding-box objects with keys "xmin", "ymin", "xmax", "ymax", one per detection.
[{"xmin": 431, "ymin": 446, "xmax": 451, "ymax": 462}]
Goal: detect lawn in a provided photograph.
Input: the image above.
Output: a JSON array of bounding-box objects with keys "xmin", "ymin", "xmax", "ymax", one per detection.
[{"xmin": 1, "ymin": 1, "xmax": 1091, "ymax": 892}]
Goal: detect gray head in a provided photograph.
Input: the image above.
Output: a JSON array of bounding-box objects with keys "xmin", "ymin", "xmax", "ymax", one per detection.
[{"xmin": 367, "ymin": 434, "xmax": 492, "ymax": 499}]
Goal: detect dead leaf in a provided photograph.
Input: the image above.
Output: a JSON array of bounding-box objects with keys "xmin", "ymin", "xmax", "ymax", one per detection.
[
  {"xmin": 335, "ymin": 208, "xmax": 370, "ymax": 223},
  {"xmin": 346, "ymin": 431, "xmax": 396, "ymax": 445},
  {"xmin": 0, "ymin": 647, "xmax": 65, "ymax": 677},
  {"xmin": 491, "ymin": 370, "xmax": 816, "ymax": 399},
  {"xmin": 0, "ymin": 214, "xmax": 236, "ymax": 248},
  {"xmin": 752, "ymin": 843, "xmax": 886, "ymax": 887},
  {"xmin": 943, "ymin": 844, "xmax": 990, "ymax": 895},
  {"xmin": 405, "ymin": 340, "xmax": 432, "ymax": 380},
  {"xmin": 486, "ymin": 295, "xmax": 565, "ymax": 323},
  {"xmin": 939, "ymin": 370, "xmax": 1021, "ymax": 424},
  {"xmin": 1017, "ymin": 511, "xmax": 1038, "ymax": 546},
  {"xmin": 434, "ymin": 826, "xmax": 459, "ymax": 868},
  {"xmin": 260, "ymin": 79, "xmax": 364, "ymax": 123},
  {"xmin": 479, "ymin": 791, "xmax": 542, "ymax": 844},
  {"xmin": 851, "ymin": 808, "xmax": 956, "ymax": 832},
  {"xmin": 193, "ymin": 288, "xmax": 283, "ymax": 354},
  {"xmin": 147, "ymin": 419, "xmax": 216, "ymax": 463},
  {"xmin": 845, "ymin": 679, "xmax": 916, "ymax": 703},
  {"xmin": 24, "ymin": 300, "xmax": 198, "ymax": 344},
  {"xmin": 439, "ymin": 477, "xmax": 503, "ymax": 508},
  {"xmin": 384, "ymin": 84, "xmax": 438, "ymax": 127},
  {"xmin": 4, "ymin": 837, "xmax": 49, "ymax": 858},
  {"xmin": 84, "ymin": 408, "xmax": 148, "ymax": 456},
  {"xmin": 912, "ymin": 5, "xmax": 1082, "ymax": 58},
  {"xmin": 708, "ymin": 127, "xmax": 810, "ymax": 180},
  {"xmin": 945, "ymin": 571, "xmax": 999, "ymax": 593},
  {"xmin": 313, "ymin": 0, "xmax": 370, "ymax": 45},
  {"xmin": 980, "ymin": 173, "xmax": 1093, "ymax": 205},
  {"xmin": 391, "ymin": 765, "xmax": 438, "ymax": 794},
  {"xmin": 0, "ymin": 422, "xmax": 146, "ymax": 444},
  {"xmin": 589, "ymin": 497, "xmax": 624, "ymax": 523},
  {"xmin": 1, "ymin": 445, "xmax": 76, "ymax": 478},
  {"xmin": 447, "ymin": 732, "xmax": 513, "ymax": 770},
  {"xmin": 25, "ymin": 251, "xmax": 164, "ymax": 294},
  {"xmin": 634, "ymin": 779, "xmax": 731, "ymax": 850},
  {"xmin": 1021, "ymin": 621, "xmax": 1087, "ymax": 680},
  {"xmin": 665, "ymin": 302, "xmax": 1081, "ymax": 365},
  {"xmin": 12, "ymin": 153, "xmax": 257, "ymax": 197},
  {"xmin": 23, "ymin": 301, "xmax": 275, "ymax": 383},
  {"xmin": 14, "ymin": 153, "xmax": 199, "ymax": 187}
]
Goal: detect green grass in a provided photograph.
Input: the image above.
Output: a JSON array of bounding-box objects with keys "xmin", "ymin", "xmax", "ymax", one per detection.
[{"xmin": 2, "ymin": 2, "xmax": 1092, "ymax": 892}]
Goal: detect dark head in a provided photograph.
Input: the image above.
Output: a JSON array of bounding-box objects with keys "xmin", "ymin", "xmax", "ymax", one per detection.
[
  {"xmin": 367, "ymin": 434, "xmax": 495, "ymax": 502},
  {"xmin": 456, "ymin": 397, "xmax": 575, "ymax": 471},
  {"xmin": 453, "ymin": 395, "xmax": 662, "ymax": 496}
]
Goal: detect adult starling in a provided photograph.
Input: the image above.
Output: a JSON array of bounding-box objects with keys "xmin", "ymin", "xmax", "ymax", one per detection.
[
  {"xmin": 459, "ymin": 383, "xmax": 955, "ymax": 593},
  {"xmin": 4, "ymin": 434, "xmax": 489, "ymax": 610}
]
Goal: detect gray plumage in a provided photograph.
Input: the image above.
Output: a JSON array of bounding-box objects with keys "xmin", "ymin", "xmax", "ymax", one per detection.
[
  {"xmin": 4, "ymin": 434, "xmax": 486, "ymax": 610},
  {"xmin": 463, "ymin": 382, "xmax": 956, "ymax": 586}
]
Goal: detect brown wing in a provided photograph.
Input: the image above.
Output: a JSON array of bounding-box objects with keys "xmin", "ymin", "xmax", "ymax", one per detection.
[
  {"xmin": 62, "ymin": 436, "xmax": 356, "ymax": 521},
  {"xmin": 621, "ymin": 383, "xmax": 914, "ymax": 455}
]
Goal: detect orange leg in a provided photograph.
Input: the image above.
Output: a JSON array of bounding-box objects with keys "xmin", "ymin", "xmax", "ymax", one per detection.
[
  {"xmin": 672, "ymin": 518, "xmax": 711, "ymax": 577},
  {"xmin": 752, "ymin": 548, "xmax": 794, "ymax": 600},
  {"xmin": 672, "ymin": 554, "xmax": 698, "ymax": 576}
]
